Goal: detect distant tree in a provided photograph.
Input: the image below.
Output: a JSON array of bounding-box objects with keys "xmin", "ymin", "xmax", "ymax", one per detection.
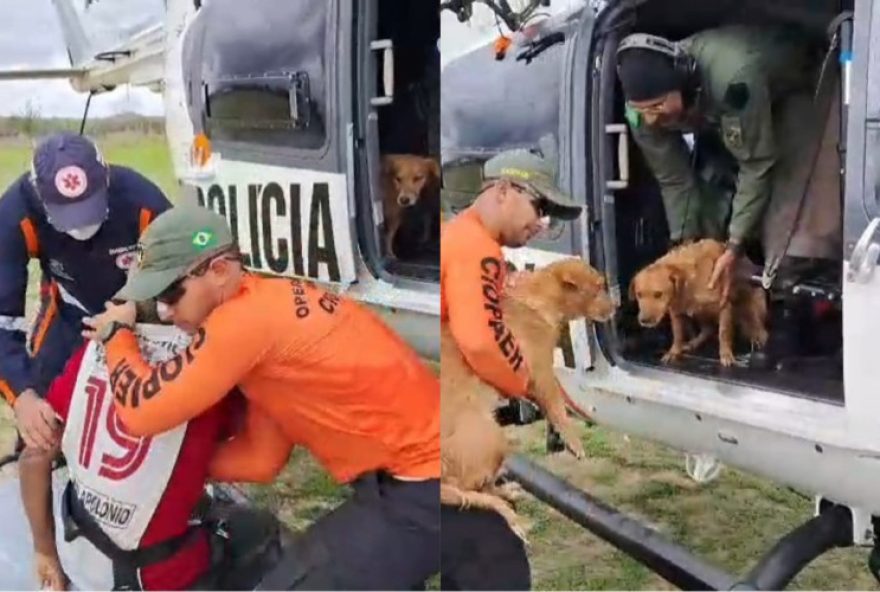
[{"xmin": 18, "ymin": 100, "xmax": 41, "ymax": 138}]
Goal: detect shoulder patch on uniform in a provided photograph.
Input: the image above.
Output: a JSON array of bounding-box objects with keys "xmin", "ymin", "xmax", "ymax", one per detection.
[
  {"xmin": 721, "ymin": 114, "xmax": 744, "ymax": 149},
  {"xmin": 724, "ymin": 83, "xmax": 750, "ymax": 110}
]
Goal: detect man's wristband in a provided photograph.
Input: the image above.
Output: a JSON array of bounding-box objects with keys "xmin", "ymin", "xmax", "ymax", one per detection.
[
  {"xmin": 99, "ymin": 321, "xmax": 134, "ymax": 344},
  {"xmin": 726, "ymin": 239, "xmax": 744, "ymax": 256}
]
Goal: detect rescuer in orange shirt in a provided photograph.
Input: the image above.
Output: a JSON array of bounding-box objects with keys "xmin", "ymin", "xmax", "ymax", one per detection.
[
  {"xmin": 440, "ymin": 147, "xmax": 583, "ymax": 591},
  {"xmin": 82, "ymin": 203, "xmax": 440, "ymax": 590}
]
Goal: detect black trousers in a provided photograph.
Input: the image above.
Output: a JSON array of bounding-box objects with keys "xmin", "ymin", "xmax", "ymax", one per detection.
[
  {"xmin": 440, "ymin": 506, "xmax": 531, "ymax": 591},
  {"xmin": 255, "ymin": 473, "xmax": 440, "ymax": 591}
]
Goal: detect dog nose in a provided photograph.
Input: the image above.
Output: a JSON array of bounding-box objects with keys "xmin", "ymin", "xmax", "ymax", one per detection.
[{"xmin": 397, "ymin": 195, "xmax": 413, "ymax": 206}]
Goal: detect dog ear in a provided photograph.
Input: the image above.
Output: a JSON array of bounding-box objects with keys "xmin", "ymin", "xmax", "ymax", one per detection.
[
  {"xmin": 666, "ymin": 265, "xmax": 685, "ymax": 295},
  {"xmin": 381, "ymin": 155, "xmax": 396, "ymax": 176},
  {"xmin": 552, "ymin": 264, "xmax": 581, "ymax": 292},
  {"xmin": 561, "ymin": 277, "xmax": 579, "ymax": 291},
  {"xmin": 425, "ymin": 157, "xmax": 441, "ymax": 180},
  {"xmin": 628, "ymin": 276, "xmax": 637, "ymax": 301}
]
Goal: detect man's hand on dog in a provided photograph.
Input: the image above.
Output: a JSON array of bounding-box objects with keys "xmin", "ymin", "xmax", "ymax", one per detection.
[
  {"xmin": 505, "ymin": 270, "xmax": 533, "ymax": 293},
  {"xmin": 708, "ymin": 249, "xmax": 736, "ymax": 303}
]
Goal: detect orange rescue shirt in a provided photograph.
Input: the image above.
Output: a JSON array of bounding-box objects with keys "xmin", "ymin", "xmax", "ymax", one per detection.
[
  {"xmin": 440, "ymin": 207, "xmax": 530, "ymax": 398},
  {"xmin": 105, "ymin": 274, "xmax": 440, "ymax": 484}
]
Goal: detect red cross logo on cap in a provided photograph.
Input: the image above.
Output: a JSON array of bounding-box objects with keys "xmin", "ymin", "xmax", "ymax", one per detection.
[{"xmin": 54, "ymin": 166, "xmax": 88, "ymax": 199}]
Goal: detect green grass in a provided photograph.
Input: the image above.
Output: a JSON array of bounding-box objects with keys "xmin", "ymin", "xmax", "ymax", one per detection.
[
  {"xmin": 0, "ymin": 133, "xmax": 178, "ymax": 203},
  {"xmin": 508, "ymin": 421, "xmax": 879, "ymax": 590},
  {"xmin": 0, "ymin": 134, "xmax": 177, "ymax": 317}
]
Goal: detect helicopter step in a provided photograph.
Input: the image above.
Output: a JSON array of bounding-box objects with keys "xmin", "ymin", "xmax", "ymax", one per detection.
[
  {"xmin": 504, "ymin": 455, "xmax": 866, "ymax": 591},
  {"xmin": 731, "ymin": 503, "xmax": 853, "ymax": 590}
]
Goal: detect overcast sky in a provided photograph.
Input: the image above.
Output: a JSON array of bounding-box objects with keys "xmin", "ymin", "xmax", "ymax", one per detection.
[
  {"xmin": 0, "ymin": 0, "xmax": 165, "ymax": 118},
  {"xmin": 441, "ymin": 0, "xmax": 586, "ymax": 68}
]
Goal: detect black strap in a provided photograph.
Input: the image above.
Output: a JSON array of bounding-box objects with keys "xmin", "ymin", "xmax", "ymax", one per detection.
[{"xmin": 61, "ymin": 481, "xmax": 202, "ymax": 570}]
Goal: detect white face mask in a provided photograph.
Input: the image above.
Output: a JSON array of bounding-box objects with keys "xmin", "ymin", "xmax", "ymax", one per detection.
[
  {"xmin": 66, "ymin": 223, "xmax": 102, "ymax": 241},
  {"xmin": 156, "ymin": 301, "xmax": 173, "ymax": 322}
]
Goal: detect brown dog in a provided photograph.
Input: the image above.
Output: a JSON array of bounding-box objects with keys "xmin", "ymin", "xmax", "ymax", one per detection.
[
  {"xmin": 381, "ymin": 154, "xmax": 440, "ymax": 258},
  {"xmin": 629, "ymin": 239, "xmax": 768, "ymax": 367},
  {"xmin": 441, "ymin": 258, "xmax": 616, "ymax": 540}
]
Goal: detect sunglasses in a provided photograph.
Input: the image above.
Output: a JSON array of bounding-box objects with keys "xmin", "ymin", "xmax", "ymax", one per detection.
[
  {"xmin": 625, "ymin": 93, "xmax": 673, "ymax": 116},
  {"xmin": 508, "ymin": 181, "xmax": 551, "ymax": 219},
  {"xmin": 156, "ymin": 250, "xmax": 240, "ymax": 306}
]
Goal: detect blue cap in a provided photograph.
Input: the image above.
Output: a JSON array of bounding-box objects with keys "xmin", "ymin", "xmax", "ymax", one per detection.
[{"xmin": 31, "ymin": 132, "xmax": 109, "ymax": 232}]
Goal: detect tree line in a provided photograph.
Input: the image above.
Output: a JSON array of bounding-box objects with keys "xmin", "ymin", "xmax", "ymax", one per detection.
[{"xmin": 0, "ymin": 101, "xmax": 164, "ymax": 139}]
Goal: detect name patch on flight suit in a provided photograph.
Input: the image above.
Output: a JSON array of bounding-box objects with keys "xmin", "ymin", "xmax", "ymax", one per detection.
[
  {"xmin": 721, "ymin": 82, "xmax": 750, "ymax": 150},
  {"xmin": 721, "ymin": 115, "xmax": 744, "ymax": 149}
]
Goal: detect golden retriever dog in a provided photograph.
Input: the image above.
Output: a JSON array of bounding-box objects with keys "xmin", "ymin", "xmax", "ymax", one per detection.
[
  {"xmin": 381, "ymin": 154, "xmax": 440, "ymax": 258},
  {"xmin": 629, "ymin": 239, "xmax": 768, "ymax": 367},
  {"xmin": 441, "ymin": 258, "xmax": 616, "ymax": 540}
]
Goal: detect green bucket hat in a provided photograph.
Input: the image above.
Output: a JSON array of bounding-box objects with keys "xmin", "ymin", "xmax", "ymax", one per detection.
[
  {"xmin": 115, "ymin": 204, "xmax": 234, "ymax": 302},
  {"xmin": 483, "ymin": 149, "xmax": 582, "ymax": 221}
]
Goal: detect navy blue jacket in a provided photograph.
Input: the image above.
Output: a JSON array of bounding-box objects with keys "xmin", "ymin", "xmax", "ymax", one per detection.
[{"xmin": 0, "ymin": 165, "xmax": 172, "ymax": 404}]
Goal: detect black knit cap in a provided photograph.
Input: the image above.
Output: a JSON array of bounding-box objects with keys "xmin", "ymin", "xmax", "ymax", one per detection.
[{"xmin": 617, "ymin": 48, "xmax": 680, "ymax": 102}]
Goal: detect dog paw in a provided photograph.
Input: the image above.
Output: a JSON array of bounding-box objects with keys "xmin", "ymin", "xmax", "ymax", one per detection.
[
  {"xmin": 506, "ymin": 516, "xmax": 532, "ymax": 545},
  {"xmin": 512, "ymin": 522, "xmax": 530, "ymax": 546},
  {"xmin": 565, "ymin": 438, "xmax": 586, "ymax": 460},
  {"xmin": 494, "ymin": 500, "xmax": 531, "ymax": 545},
  {"xmin": 753, "ymin": 330, "xmax": 769, "ymax": 350},
  {"xmin": 495, "ymin": 482, "xmax": 526, "ymax": 504},
  {"xmin": 719, "ymin": 350, "xmax": 735, "ymax": 367},
  {"xmin": 661, "ymin": 348, "xmax": 683, "ymax": 364}
]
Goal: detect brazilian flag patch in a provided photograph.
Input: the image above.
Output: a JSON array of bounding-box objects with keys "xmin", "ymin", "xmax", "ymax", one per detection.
[{"xmin": 191, "ymin": 229, "xmax": 217, "ymax": 251}]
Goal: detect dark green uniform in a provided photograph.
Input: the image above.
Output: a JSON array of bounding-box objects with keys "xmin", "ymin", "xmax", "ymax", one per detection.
[{"xmin": 628, "ymin": 25, "xmax": 817, "ymax": 247}]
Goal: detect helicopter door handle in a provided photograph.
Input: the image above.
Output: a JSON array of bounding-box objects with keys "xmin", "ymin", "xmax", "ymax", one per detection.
[
  {"xmin": 605, "ymin": 124, "xmax": 629, "ymax": 190},
  {"xmin": 847, "ymin": 217, "xmax": 880, "ymax": 284},
  {"xmin": 370, "ymin": 39, "xmax": 394, "ymax": 107}
]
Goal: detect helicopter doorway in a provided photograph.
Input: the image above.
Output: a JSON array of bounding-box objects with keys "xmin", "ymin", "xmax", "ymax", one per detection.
[
  {"xmin": 589, "ymin": 0, "xmax": 848, "ymax": 404},
  {"xmin": 354, "ymin": 0, "xmax": 440, "ymax": 285}
]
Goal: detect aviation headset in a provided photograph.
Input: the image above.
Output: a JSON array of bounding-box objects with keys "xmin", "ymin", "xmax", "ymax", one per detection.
[
  {"xmin": 616, "ymin": 34, "xmax": 700, "ymax": 243},
  {"xmin": 615, "ymin": 33, "xmax": 697, "ymax": 89}
]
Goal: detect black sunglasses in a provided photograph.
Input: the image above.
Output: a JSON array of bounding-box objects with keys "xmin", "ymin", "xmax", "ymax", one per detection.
[
  {"xmin": 508, "ymin": 181, "xmax": 551, "ymax": 218},
  {"xmin": 156, "ymin": 250, "xmax": 240, "ymax": 305}
]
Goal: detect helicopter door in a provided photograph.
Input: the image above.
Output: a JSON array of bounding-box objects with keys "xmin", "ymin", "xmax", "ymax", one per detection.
[
  {"xmin": 843, "ymin": 0, "xmax": 880, "ymax": 445},
  {"xmin": 440, "ymin": 8, "xmax": 592, "ymax": 373},
  {"xmin": 352, "ymin": 0, "xmax": 441, "ymax": 283},
  {"xmin": 183, "ymin": 0, "xmax": 358, "ymax": 286}
]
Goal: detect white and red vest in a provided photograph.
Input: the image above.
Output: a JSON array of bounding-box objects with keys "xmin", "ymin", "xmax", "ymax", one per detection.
[{"xmin": 56, "ymin": 326, "xmax": 193, "ymax": 590}]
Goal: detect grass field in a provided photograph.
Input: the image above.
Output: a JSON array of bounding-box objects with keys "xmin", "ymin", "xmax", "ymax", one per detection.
[
  {"xmin": 0, "ymin": 133, "xmax": 877, "ymax": 589},
  {"xmin": 0, "ymin": 133, "xmax": 177, "ymax": 202}
]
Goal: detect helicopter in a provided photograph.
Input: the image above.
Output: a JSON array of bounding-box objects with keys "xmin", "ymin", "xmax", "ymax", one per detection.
[
  {"xmin": 2, "ymin": 0, "xmax": 880, "ymax": 589},
  {"xmin": 441, "ymin": 0, "xmax": 880, "ymax": 588}
]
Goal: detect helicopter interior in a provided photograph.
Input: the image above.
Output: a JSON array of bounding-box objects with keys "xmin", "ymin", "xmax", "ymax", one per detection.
[
  {"xmin": 375, "ymin": 0, "xmax": 440, "ymax": 275},
  {"xmin": 600, "ymin": 0, "xmax": 851, "ymax": 403}
]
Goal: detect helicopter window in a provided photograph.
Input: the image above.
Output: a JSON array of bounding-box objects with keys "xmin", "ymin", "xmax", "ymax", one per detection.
[
  {"xmin": 862, "ymin": 1, "xmax": 880, "ymax": 219},
  {"xmin": 866, "ymin": 0, "xmax": 880, "ymax": 121},
  {"xmin": 441, "ymin": 38, "xmax": 563, "ymax": 173},
  {"xmin": 75, "ymin": 0, "xmax": 164, "ymax": 57},
  {"xmin": 198, "ymin": 0, "xmax": 329, "ymax": 151},
  {"xmin": 440, "ymin": 38, "xmax": 575, "ymax": 249}
]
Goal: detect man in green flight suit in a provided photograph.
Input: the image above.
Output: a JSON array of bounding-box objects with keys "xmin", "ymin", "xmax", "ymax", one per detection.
[{"xmin": 616, "ymin": 25, "xmax": 820, "ymax": 292}]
